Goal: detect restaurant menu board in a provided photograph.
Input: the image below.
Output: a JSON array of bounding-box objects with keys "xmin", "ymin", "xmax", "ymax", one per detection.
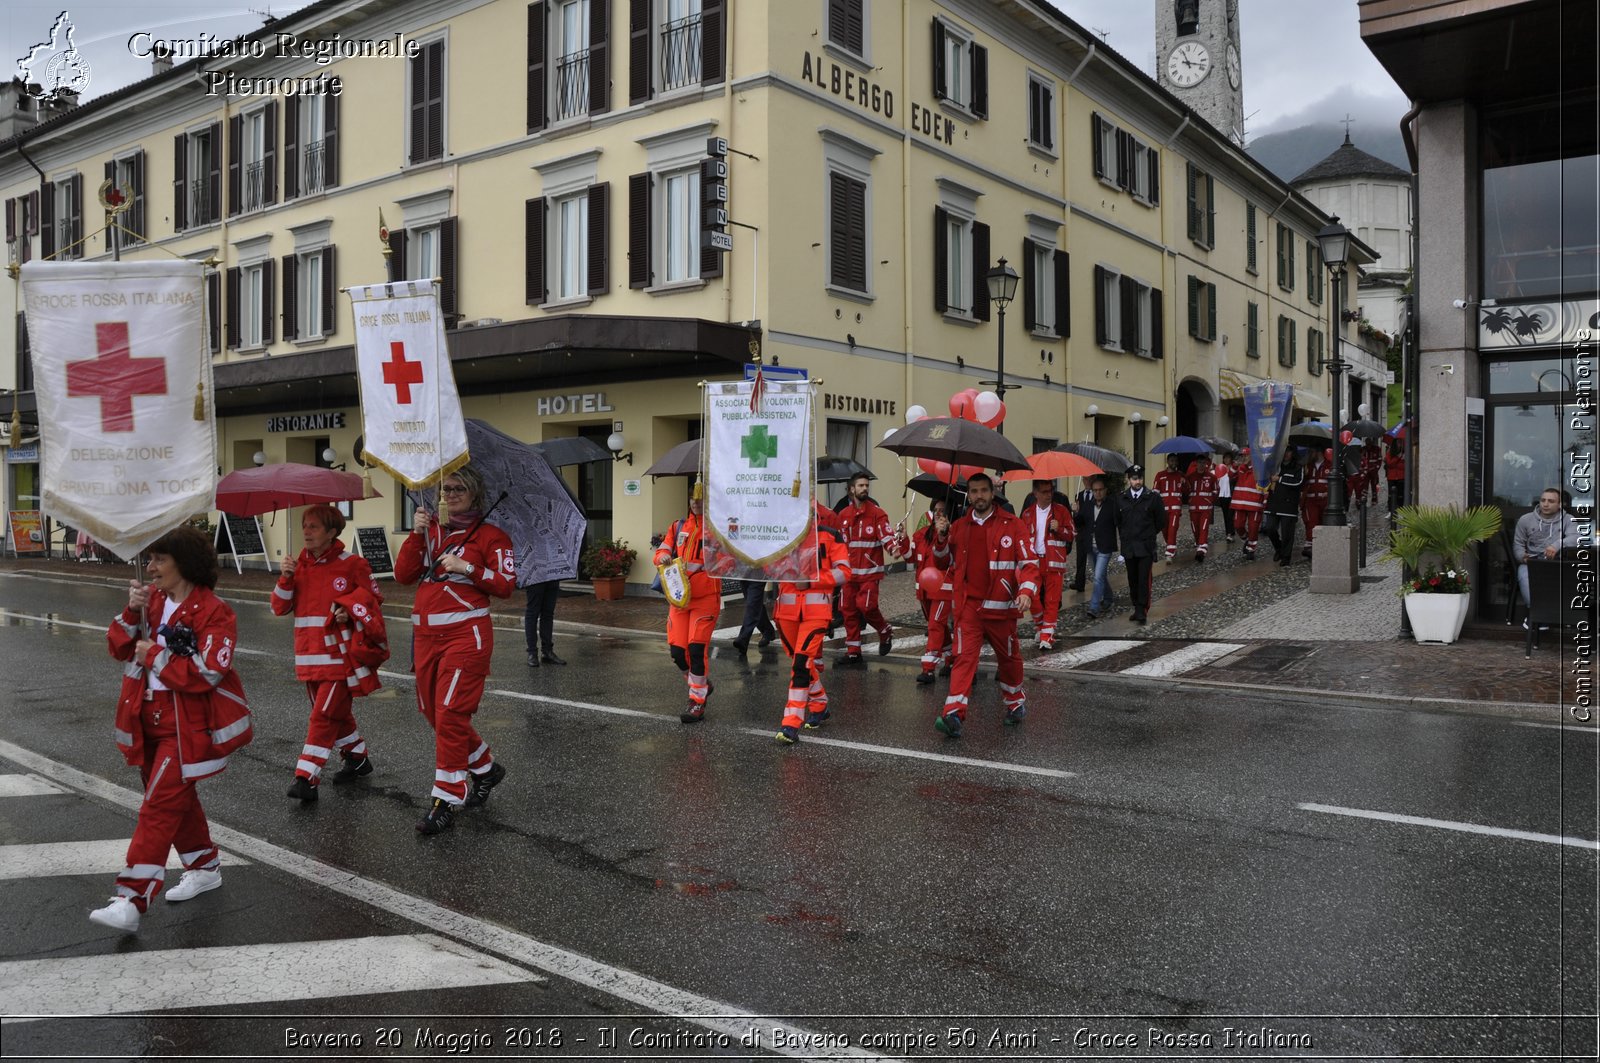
[{"xmin": 355, "ymin": 525, "xmax": 394, "ymax": 576}]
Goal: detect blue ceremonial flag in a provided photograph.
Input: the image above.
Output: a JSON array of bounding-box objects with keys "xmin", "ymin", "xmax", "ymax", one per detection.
[{"xmin": 1244, "ymin": 381, "xmax": 1295, "ymax": 484}]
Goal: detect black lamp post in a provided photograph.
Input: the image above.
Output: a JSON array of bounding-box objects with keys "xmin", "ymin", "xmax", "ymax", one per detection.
[
  {"xmin": 982, "ymin": 257, "xmax": 1020, "ymax": 435},
  {"xmin": 1316, "ymin": 216, "xmax": 1352, "ymax": 528}
]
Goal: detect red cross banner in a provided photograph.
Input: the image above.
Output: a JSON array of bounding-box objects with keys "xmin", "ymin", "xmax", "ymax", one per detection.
[
  {"xmin": 347, "ymin": 280, "xmax": 468, "ymax": 489},
  {"xmin": 703, "ymin": 379, "xmax": 815, "ymax": 579},
  {"xmin": 20, "ymin": 260, "xmax": 215, "ymax": 558}
]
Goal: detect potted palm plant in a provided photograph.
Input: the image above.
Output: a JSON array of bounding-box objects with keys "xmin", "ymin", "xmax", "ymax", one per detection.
[
  {"xmin": 580, "ymin": 538, "xmax": 637, "ymax": 601},
  {"xmin": 1381, "ymin": 504, "xmax": 1502, "ymax": 644}
]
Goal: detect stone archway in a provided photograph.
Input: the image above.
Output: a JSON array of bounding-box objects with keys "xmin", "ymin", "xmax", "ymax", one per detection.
[{"xmin": 1176, "ymin": 376, "xmax": 1218, "ymax": 438}]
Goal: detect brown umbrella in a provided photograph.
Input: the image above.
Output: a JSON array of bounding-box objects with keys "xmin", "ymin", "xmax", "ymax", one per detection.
[
  {"xmin": 877, "ymin": 417, "xmax": 1031, "ymax": 472},
  {"xmin": 643, "ymin": 437, "xmax": 702, "ymax": 478}
]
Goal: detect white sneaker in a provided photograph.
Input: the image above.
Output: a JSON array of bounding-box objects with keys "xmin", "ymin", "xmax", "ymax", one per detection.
[
  {"xmin": 88, "ymin": 896, "xmax": 140, "ymax": 933},
  {"xmin": 165, "ymin": 868, "xmax": 222, "ymax": 902}
]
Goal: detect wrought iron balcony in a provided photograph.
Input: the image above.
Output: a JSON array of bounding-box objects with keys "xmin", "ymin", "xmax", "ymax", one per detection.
[
  {"xmin": 659, "ymin": 14, "xmax": 702, "ymax": 91},
  {"xmin": 555, "ymin": 48, "xmax": 590, "ymax": 119}
]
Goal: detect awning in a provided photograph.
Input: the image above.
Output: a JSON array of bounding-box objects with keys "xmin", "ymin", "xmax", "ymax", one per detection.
[
  {"xmin": 1218, "ymin": 368, "xmax": 1271, "ymax": 401},
  {"xmin": 1293, "ymin": 387, "xmax": 1331, "ymax": 416}
]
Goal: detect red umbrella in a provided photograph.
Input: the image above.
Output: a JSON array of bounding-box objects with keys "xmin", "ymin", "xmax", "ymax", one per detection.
[
  {"xmin": 215, "ymin": 463, "xmax": 379, "ymax": 517},
  {"xmin": 999, "ymin": 450, "xmax": 1103, "ymax": 482}
]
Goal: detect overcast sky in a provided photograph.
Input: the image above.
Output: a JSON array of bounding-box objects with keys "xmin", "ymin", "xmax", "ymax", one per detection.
[{"xmin": 3, "ymin": 0, "xmax": 1406, "ymax": 138}]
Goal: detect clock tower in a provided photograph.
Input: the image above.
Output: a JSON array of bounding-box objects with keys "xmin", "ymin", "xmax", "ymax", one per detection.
[{"xmin": 1156, "ymin": 0, "xmax": 1245, "ymax": 145}]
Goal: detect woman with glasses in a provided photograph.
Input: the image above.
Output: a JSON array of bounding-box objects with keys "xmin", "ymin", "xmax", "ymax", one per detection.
[
  {"xmin": 91, "ymin": 527, "xmax": 252, "ymax": 933},
  {"xmin": 396, "ymin": 465, "xmax": 516, "ymax": 835}
]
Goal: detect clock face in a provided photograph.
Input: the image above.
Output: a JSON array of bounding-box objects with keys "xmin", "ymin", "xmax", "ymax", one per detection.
[
  {"xmin": 1226, "ymin": 44, "xmax": 1241, "ymax": 89},
  {"xmin": 1166, "ymin": 41, "xmax": 1211, "ymax": 88}
]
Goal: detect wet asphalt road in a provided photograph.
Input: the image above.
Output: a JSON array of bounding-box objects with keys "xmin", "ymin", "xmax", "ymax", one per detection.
[{"xmin": 0, "ymin": 569, "xmax": 1595, "ymax": 1060}]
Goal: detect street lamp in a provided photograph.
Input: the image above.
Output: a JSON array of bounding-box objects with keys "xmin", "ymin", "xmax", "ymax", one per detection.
[
  {"xmin": 1316, "ymin": 215, "xmax": 1353, "ymax": 528},
  {"xmin": 981, "ymin": 257, "xmax": 1020, "ymax": 435}
]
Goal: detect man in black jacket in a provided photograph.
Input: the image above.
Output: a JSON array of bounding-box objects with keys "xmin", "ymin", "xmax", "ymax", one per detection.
[
  {"xmin": 1077, "ymin": 476, "xmax": 1120, "ymax": 618},
  {"xmin": 1068, "ymin": 478, "xmax": 1095, "ymax": 592},
  {"xmin": 1262, "ymin": 452, "xmax": 1306, "ymax": 567},
  {"xmin": 1116, "ymin": 465, "xmax": 1165, "ymax": 623}
]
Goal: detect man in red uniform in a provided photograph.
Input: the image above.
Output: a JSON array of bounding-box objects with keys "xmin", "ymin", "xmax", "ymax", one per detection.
[
  {"xmin": 1153, "ymin": 455, "xmax": 1187, "ymax": 561},
  {"xmin": 1185, "ymin": 455, "xmax": 1219, "ymax": 562},
  {"xmin": 836, "ymin": 472, "xmax": 896, "ymax": 663},
  {"xmin": 652, "ymin": 483, "xmax": 723, "ymax": 723},
  {"xmin": 1299, "ymin": 449, "xmax": 1330, "ymax": 559},
  {"xmin": 273, "ymin": 504, "xmax": 384, "ymax": 801},
  {"xmin": 1361, "ymin": 440, "xmax": 1383, "ymax": 506},
  {"xmin": 1385, "ymin": 437, "xmax": 1406, "ymax": 516},
  {"xmin": 893, "ymin": 498, "xmax": 954, "ymax": 683},
  {"xmin": 773, "ymin": 502, "xmax": 852, "ymax": 744},
  {"xmin": 936, "ymin": 473, "xmax": 1039, "ymax": 737},
  {"xmin": 395, "ymin": 466, "xmax": 516, "ymax": 835},
  {"xmin": 1018, "ymin": 479, "xmax": 1073, "ymax": 651},
  {"xmin": 1230, "ymin": 449, "xmax": 1265, "ymax": 560}
]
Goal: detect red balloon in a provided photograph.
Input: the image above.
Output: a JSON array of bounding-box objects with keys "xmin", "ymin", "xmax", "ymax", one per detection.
[
  {"xmin": 917, "ymin": 456, "xmax": 939, "ymax": 476},
  {"xmin": 1339, "ymin": 429, "xmax": 1355, "ymax": 446},
  {"xmin": 1324, "ymin": 448, "xmax": 1334, "ymax": 463},
  {"xmin": 952, "ymin": 462, "xmax": 984, "ymax": 482},
  {"xmin": 949, "ymin": 393, "xmax": 975, "ymax": 420},
  {"xmin": 917, "ymin": 566, "xmax": 946, "ymax": 597}
]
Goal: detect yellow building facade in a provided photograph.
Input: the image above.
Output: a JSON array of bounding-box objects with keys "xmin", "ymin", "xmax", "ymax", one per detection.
[{"xmin": 1, "ymin": 0, "xmax": 1337, "ymax": 582}]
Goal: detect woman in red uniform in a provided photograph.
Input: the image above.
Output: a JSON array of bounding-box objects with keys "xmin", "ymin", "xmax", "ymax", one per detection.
[
  {"xmin": 773, "ymin": 502, "xmax": 851, "ymax": 744},
  {"xmin": 91, "ymin": 527, "xmax": 252, "ymax": 933},
  {"xmin": 273, "ymin": 504, "xmax": 384, "ymax": 801},
  {"xmin": 396, "ymin": 466, "xmax": 516, "ymax": 835}
]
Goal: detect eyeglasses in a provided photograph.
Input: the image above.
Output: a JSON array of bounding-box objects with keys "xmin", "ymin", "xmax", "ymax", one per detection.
[{"xmin": 440, "ymin": 485, "xmax": 469, "ymax": 495}]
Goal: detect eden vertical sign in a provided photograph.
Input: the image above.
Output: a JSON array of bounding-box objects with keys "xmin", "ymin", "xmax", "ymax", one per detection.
[{"xmin": 701, "ymin": 137, "xmax": 732, "ymax": 254}]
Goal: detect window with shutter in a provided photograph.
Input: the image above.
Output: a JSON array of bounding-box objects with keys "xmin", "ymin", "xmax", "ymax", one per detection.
[
  {"xmin": 970, "ymin": 221, "xmax": 990, "ymax": 321},
  {"xmin": 1021, "ymin": 239, "xmax": 1037, "ymax": 331},
  {"xmin": 1246, "ymin": 203, "xmax": 1258, "ymax": 274},
  {"xmin": 206, "ymin": 273, "xmax": 220, "ymax": 354},
  {"xmin": 628, "ymin": 172, "xmax": 652, "ymax": 289},
  {"xmin": 933, "ymin": 206, "xmax": 949, "ymax": 313},
  {"xmin": 1026, "ymin": 74, "xmax": 1053, "ymax": 152},
  {"xmin": 409, "ymin": 39, "xmax": 446, "ymax": 164},
  {"xmin": 1119, "ymin": 275, "xmax": 1138, "ymax": 352},
  {"xmin": 1053, "ymin": 249, "xmax": 1069, "ymax": 337},
  {"xmin": 1247, "ymin": 301, "xmax": 1260, "ymax": 358},
  {"xmin": 828, "ymin": 172, "xmax": 868, "ymax": 294},
  {"xmin": 589, "ymin": 0, "xmax": 611, "ymax": 115},
  {"xmin": 587, "ymin": 182, "xmax": 609, "ymax": 295},
  {"xmin": 828, "ymin": 0, "xmax": 865, "ymax": 57},
  {"xmin": 281, "ymin": 254, "xmax": 298, "ymax": 341},
  {"xmin": 438, "ymin": 217, "xmax": 458, "ymax": 323}
]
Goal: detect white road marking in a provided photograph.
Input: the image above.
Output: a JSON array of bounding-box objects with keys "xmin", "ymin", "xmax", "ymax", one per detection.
[
  {"xmin": 1298, "ymin": 802, "xmax": 1600, "ymax": 850},
  {"xmin": 0, "ymin": 774, "xmax": 64, "ymax": 797},
  {"xmin": 1512, "ymin": 720, "xmax": 1600, "ymax": 735},
  {"xmin": 1030, "ymin": 639, "xmax": 1141, "ymax": 671},
  {"xmin": 1119, "ymin": 642, "xmax": 1245, "ymax": 677},
  {"xmin": 739, "ymin": 728, "xmax": 1075, "ymax": 780},
  {"xmin": 0, "ymin": 839, "xmax": 250, "ymax": 880},
  {"xmin": 493, "ymin": 690, "xmax": 666, "ymax": 722},
  {"xmin": 0, "ymin": 611, "xmax": 104, "ymax": 633},
  {"xmin": 0, "ymin": 740, "xmax": 901, "ymax": 1060},
  {"xmin": 1, "ymin": 934, "xmax": 531, "ymax": 1020}
]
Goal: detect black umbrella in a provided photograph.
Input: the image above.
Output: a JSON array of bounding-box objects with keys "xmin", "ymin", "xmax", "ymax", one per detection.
[
  {"xmin": 1201, "ymin": 435, "xmax": 1240, "ymax": 455},
  {"xmin": 533, "ymin": 435, "xmax": 612, "ymax": 467},
  {"xmin": 643, "ymin": 438, "xmax": 702, "ymax": 478},
  {"xmin": 1052, "ymin": 441, "xmax": 1132, "ymax": 473},
  {"xmin": 905, "ymin": 473, "xmax": 969, "ymax": 501},
  {"xmin": 1286, "ymin": 422, "xmax": 1333, "ymax": 445},
  {"xmin": 817, "ymin": 455, "xmax": 873, "ymax": 484},
  {"xmin": 406, "ymin": 419, "xmax": 587, "ymax": 586},
  {"xmin": 1343, "ymin": 418, "xmax": 1386, "ymax": 442},
  {"xmin": 877, "ymin": 417, "xmax": 1030, "ymax": 472}
]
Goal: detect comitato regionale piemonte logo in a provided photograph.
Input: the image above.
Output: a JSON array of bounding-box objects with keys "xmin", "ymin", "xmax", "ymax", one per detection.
[{"xmin": 15, "ymin": 10, "xmax": 92, "ymax": 99}]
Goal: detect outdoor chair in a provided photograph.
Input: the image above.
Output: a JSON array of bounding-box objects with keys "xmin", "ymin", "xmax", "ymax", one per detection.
[{"xmin": 1523, "ymin": 557, "xmax": 1597, "ymax": 659}]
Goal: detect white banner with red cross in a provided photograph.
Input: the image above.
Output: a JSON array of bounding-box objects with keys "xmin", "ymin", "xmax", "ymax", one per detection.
[
  {"xmin": 20, "ymin": 260, "xmax": 215, "ymax": 559},
  {"xmin": 348, "ymin": 280, "xmax": 468, "ymax": 490}
]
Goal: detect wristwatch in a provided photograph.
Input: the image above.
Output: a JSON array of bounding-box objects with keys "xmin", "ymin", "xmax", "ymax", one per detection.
[{"xmin": 466, "ymin": 563, "xmax": 476, "ymax": 577}]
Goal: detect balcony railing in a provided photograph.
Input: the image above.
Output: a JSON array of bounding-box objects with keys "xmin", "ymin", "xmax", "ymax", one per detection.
[
  {"xmin": 555, "ymin": 48, "xmax": 590, "ymax": 120},
  {"xmin": 302, "ymin": 139, "xmax": 325, "ymax": 195},
  {"xmin": 243, "ymin": 160, "xmax": 266, "ymax": 213},
  {"xmin": 189, "ymin": 179, "xmax": 213, "ymax": 227},
  {"xmin": 659, "ymin": 14, "xmax": 702, "ymax": 91}
]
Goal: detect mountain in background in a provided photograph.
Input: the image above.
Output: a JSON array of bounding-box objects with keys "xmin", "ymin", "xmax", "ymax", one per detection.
[{"xmin": 1247, "ymin": 120, "xmax": 1410, "ymax": 183}]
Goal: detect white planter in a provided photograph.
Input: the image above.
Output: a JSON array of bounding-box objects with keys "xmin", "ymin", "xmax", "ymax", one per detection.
[{"xmin": 1404, "ymin": 592, "xmax": 1471, "ymax": 644}]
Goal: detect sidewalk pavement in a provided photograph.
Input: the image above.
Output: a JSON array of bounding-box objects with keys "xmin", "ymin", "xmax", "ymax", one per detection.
[{"xmin": 3, "ymin": 539, "xmax": 1576, "ymax": 712}]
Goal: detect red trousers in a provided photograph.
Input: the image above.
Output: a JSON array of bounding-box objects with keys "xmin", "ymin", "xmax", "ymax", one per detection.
[
  {"xmin": 841, "ymin": 580, "xmax": 890, "ymax": 654},
  {"xmin": 919, "ymin": 598, "xmax": 952, "ymax": 673},
  {"xmin": 1301, "ymin": 501, "xmax": 1326, "ymax": 545},
  {"xmin": 1163, "ymin": 509, "xmax": 1183, "ymax": 556},
  {"xmin": 667, "ymin": 599, "xmax": 719, "ymax": 706},
  {"xmin": 1029, "ymin": 570, "xmax": 1064, "ymax": 643},
  {"xmin": 415, "ymin": 626, "xmax": 494, "ymax": 806},
  {"xmin": 777, "ymin": 616, "xmax": 829, "ymax": 729},
  {"xmin": 942, "ymin": 606, "xmax": 1025, "ymax": 722},
  {"xmin": 1189, "ymin": 506, "xmax": 1213, "ymax": 554},
  {"xmin": 296, "ymin": 680, "xmax": 367, "ymax": 783},
  {"xmin": 117, "ymin": 694, "xmax": 219, "ymax": 910},
  {"xmin": 1234, "ymin": 508, "xmax": 1262, "ymax": 552}
]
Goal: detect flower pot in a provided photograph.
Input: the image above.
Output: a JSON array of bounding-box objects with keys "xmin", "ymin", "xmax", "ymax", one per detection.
[
  {"xmin": 592, "ymin": 575, "xmax": 626, "ymax": 601},
  {"xmin": 1404, "ymin": 592, "xmax": 1470, "ymax": 644}
]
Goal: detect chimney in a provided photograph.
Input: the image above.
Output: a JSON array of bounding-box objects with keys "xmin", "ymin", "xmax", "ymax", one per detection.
[
  {"xmin": 152, "ymin": 43, "xmax": 172, "ymax": 76},
  {"xmin": 0, "ymin": 79, "xmax": 41, "ymax": 140}
]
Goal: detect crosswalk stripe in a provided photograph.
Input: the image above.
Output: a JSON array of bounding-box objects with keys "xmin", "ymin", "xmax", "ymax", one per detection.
[
  {"xmin": 0, "ymin": 774, "xmax": 65, "ymax": 798},
  {"xmin": 1119, "ymin": 642, "xmax": 1245, "ymax": 677},
  {"xmin": 1031, "ymin": 639, "xmax": 1141, "ymax": 671},
  {"xmin": 1, "ymin": 933, "xmax": 533, "ymax": 1020},
  {"xmin": 0, "ymin": 840, "xmax": 252, "ymax": 881}
]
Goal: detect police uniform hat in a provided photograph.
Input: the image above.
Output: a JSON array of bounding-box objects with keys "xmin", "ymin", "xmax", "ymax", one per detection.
[{"xmin": 1126, "ymin": 464, "xmax": 1145, "ymax": 477}]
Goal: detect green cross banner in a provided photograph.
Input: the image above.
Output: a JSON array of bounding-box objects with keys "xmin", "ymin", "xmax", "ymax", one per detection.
[{"xmin": 741, "ymin": 424, "xmax": 779, "ymax": 468}]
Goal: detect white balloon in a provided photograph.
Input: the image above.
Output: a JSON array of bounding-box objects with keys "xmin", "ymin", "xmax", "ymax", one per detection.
[
  {"xmin": 906, "ymin": 404, "xmax": 928, "ymax": 424},
  {"xmin": 974, "ymin": 390, "xmax": 1003, "ymax": 423},
  {"xmin": 882, "ymin": 428, "xmax": 896, "ymax": 440},
  {"xmin": 1357, "ymin": 402, "xmax": 1371, "ymax": 418}
]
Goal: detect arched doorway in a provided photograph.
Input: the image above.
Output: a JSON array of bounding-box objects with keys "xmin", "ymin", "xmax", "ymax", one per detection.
[{"xmin": 1176, "ymin": 377, "xmax": 1218, "ymax": 438}]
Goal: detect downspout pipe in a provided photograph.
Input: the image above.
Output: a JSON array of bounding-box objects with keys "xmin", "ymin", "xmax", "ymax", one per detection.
[{"xmin": 1398, "ymin": 99, "xmax": 1422, "ymax": 636}]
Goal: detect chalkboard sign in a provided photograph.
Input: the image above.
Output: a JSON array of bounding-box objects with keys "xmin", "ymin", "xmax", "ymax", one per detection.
[
  {"xmin": 355, "ymin": 525, "xmax": 394, "ymax": 576},
  {"xmin": 1466, "ymin": 413, "xmax": 1484, "ymax": 507},
  {"xmin": 217, "ymin": 514, "xmax": 265, "ymax": 557}
]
